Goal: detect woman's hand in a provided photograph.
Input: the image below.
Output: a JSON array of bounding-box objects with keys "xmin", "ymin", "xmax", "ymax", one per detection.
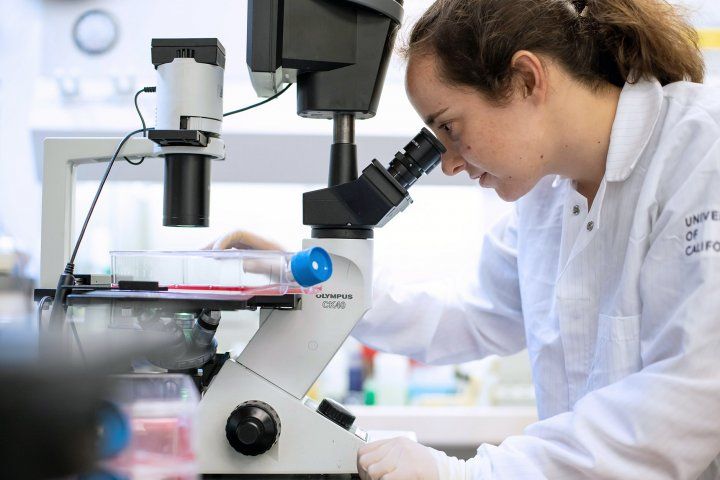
[
  {"xmin": 203, "ymin": 230, "xmax": 285, "ymax": 251},
  {"xmin": 357, "ymin": 437, "xmax": 441, "ymax": 480}
]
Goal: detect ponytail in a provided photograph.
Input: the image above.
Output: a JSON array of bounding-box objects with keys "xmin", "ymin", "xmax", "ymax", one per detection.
[
  {"xmin": 584, "ymin": 0, "xmax": 704, "ymax": 85},
  {"xmin": 406, "ymin": 0, "xmax": 704, "ymax": 102}
]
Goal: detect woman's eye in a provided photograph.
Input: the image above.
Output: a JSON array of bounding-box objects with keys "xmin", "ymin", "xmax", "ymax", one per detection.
[{"xmin": 440, "ymin": 123, "xmax": 453, "ymax": 134}]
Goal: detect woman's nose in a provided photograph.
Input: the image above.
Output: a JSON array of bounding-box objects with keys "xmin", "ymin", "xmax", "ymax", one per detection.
[{"xmin": 440, "ymin": 149, "xmax": 466, "ymax": 176}]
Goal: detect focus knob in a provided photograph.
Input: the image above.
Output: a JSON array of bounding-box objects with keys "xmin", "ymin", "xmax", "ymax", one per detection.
[
  {"xmin": 225, "ymin": 400, "xmax": 280, "ymax": 456},
  {"xmin": 317, "ymin": 398, "xmax": 355, "ymax": 430}
]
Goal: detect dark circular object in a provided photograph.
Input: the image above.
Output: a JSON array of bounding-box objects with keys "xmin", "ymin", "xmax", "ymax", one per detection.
[
  {"xmin": 317, "ymin": 398, "xmax": 356, "ymax": 430},
  {"xmin": 72, "ymin": 9, "xmax": 120, "ymax": 56},
  {"xmin": 225, "ymin": 400, "xmax": 281, "ymax": 456},
  {"xmin": 311, "ymin": 227, "xmax": 374, "ymax": 240}
]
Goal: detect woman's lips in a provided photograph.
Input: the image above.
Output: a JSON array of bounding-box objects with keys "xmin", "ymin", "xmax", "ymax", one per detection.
[
  {"xmin": 478, "ymin": 172, "xmax": 491, "ymax": 187},
  {"xmin": 469, "ymin": 171, "xmax": 492, "ymax": 187}
]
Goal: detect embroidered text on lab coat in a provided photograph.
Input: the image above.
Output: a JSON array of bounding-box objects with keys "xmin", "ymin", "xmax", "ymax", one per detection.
[{"xmin": 684, "ymin": 209, "xmax": 720, "ymax": 257}]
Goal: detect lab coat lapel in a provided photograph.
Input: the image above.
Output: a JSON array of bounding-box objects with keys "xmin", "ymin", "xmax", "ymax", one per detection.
[
  {"xmin": 556, "ymin": 78, "xmax": 664, "ymax": 405},
  {"xmin": 563, "ymin": 78, "xmax": 664, "ymax": 269},
  {"xmin": 605, "ymin": 78, "xmax": 664, "ymax": 182}
]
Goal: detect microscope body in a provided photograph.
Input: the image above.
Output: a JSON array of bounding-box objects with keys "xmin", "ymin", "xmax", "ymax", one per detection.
[
  {"xmin": 198, "ymin": 236, "xmax": 373, "ymax": 474},
  {"xmin": 197, "ymin": 1, "xmax": 448, "ymax": 476}
]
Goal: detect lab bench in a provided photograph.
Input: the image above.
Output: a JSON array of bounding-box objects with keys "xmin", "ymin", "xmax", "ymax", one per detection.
[{"xmin": 350, "ymin": 405, "xmax": 537, "ymax": 448}]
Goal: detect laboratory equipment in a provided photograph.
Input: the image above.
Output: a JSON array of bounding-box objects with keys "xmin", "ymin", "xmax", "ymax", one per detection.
[
  {"xmin": 0, "ymin": 368, "xmax": 200, "ymax": 480},
  {"xmin": 40, "ymin": 37, "xmax": 226, "ymax": 289},
  {"xmin": 151, "ymin": 38, "xmax": 225, "ymax": 228},
  {"xmin": 0, "ymin": 228, "xmax": 35, "ymax": 361},
  {"xmin": 111, "ymin": 247, "xmax": 333, "ymax": 296},
  {"xmin": 247, "ymin": 0, "xmax": 404, "ymax": 188},
  {"xmin": 102, "ymin": 374, "xmax": 199, "ymax": 480},
  {"xmin": 72, "ymin": 9, "xmax": 120, "ymax": 56},
  {"xmin": 38, "ymin": 0, "xmax": 447, "ymax": 476}
]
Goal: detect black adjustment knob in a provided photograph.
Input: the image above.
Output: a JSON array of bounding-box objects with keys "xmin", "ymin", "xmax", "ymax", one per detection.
[
  {"xmin": 317, "ymin": 398, "xmax": 356, "ymax": 430},
  {"xmin": 225, "ymin": 400, "xmax": 281, "ymax": 456}
]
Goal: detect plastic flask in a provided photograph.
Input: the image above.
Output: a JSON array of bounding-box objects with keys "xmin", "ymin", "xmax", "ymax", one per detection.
[
  {"xmin": 99, "ymin": 374, "xmax": 200, "ymax": 480},
  {"xmin": 111, "ymin": 247, "xmax": 333, "ymax": 296}
]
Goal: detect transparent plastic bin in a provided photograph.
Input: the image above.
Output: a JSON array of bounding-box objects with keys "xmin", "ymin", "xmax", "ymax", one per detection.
[
  {"xmin": 111, "ymin": 248, "xmax": 333, "ymax": 296},
  {"xmin": 102, "ymin": 374, "xmax": 199, "ymax": 480}
]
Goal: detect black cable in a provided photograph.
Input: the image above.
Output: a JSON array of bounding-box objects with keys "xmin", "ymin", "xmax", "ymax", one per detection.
[
  {"xmin": 125, "ymin": 86, "xmax": 156, "ymax": 165},
  {"xmin": 70, "ymin": 321, "xmax": 87, "ymax": 364},
  {"xmin": 125, "ymin": 156, "xmax": 144, "ymax": 166},
  {"xmin": 70, "ymin": 128, "xmax": 146, "ymax": 265},
  {"xmin": 50, "ymin": 126, "xmax": 149, "ymax": 332},
  {"xmin": 136, "ymin": 88, "xmax": 150, "ymax": 135},
  {"xmin": 223, "ymin": 83, "xmax": 293, "ymax": 117}
]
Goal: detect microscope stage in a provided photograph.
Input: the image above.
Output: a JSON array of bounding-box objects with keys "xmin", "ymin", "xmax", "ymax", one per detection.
[{"xmin": 62, "ymin": 288, "xmax": 300, "ymax": 311}]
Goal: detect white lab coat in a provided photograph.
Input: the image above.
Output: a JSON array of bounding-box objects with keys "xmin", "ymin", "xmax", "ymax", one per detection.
[{"xmin": 352, "ymin": 77, "xmax": 720, "ymax": 479}]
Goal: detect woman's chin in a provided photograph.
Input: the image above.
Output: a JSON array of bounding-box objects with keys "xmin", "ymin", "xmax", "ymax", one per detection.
[{"xmin": 494, "ymin": 183, "xmax": 530, "ymax": 202}]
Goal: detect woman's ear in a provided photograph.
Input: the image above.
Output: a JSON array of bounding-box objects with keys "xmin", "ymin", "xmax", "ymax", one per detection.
[{"xmin": 511, "ymin": 51, "xmax": 548, "ymax": 103}]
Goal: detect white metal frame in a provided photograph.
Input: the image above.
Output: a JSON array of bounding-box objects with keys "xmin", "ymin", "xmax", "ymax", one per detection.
[{"xmin": 39, "ymin": 136, "xmax": 225, "ymax": 288}]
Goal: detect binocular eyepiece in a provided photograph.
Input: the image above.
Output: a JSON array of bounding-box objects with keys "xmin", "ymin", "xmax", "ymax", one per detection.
[{"xmin": 387, "ymin": 128, "xmax": 447, "ymax": 190}]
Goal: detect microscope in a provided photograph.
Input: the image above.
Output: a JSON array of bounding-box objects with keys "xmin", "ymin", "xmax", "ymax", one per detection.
[
  {"xmin": 198, "ymin": 1, "xmax": 445, "ymax": 475},
  {"xmin": 38, "ymin": 0, "xmax": 446, "ymax": 476}
]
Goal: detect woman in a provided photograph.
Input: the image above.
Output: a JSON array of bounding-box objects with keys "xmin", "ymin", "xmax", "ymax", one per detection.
[
  {"xmin": 353, "ymin": 0, "xmax": 720, "ymax": 477},
  {"xmin": 215, "ymin": 0, "xmax": 720, "ymax": 477}
]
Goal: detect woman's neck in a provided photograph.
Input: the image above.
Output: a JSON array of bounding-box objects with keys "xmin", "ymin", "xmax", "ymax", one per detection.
[{"xmin": 550, "ymin": 79, "xmax": 621, "ymax": 208}]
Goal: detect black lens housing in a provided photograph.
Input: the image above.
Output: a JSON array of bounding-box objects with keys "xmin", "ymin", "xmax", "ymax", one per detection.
[
  {"xmin": 387, "ymin": 128, "xmax": 446, "ymax": 190},
  {"xmin": 163, "ymin": 153, "xmax": 211, "ymax": 227}
]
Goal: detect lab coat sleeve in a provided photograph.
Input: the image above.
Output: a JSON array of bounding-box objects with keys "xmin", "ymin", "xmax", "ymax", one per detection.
[
  {"xmin": 351, "ymin": 209, "xmax": 526, "ymax": 365},
  {"xmin": 440, "ymin": 144, "xmax": 720, "ymax": 479}
]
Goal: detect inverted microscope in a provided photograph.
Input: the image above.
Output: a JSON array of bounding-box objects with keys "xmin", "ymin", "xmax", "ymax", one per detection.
[{"xmin": 38, "ymin": 0, "xmax": 445, "ymax": 476}]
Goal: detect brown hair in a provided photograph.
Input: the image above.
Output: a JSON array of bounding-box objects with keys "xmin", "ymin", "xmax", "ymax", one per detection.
[{"xmin": 406, "ymin": 0, "xmax": 705, "ymax": 102}]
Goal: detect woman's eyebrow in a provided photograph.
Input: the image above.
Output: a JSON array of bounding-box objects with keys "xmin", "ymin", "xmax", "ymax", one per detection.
[{"xmin": 425, "ymin": 107, "xmax": 449, "ymax": 126}]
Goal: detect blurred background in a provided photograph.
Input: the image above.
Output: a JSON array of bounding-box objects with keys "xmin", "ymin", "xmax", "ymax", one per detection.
[{"xmin": 1, "ymin": 0, "xmax": 719, "ymax": 460}]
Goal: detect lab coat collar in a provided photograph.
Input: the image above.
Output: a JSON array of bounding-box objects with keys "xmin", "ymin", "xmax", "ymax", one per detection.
[{"xmin": 604, "ymin": 78, "xmax": 664, "ymax": 182}]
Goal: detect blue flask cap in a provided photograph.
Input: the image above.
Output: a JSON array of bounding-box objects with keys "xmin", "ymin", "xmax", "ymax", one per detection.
[
  {"xmin": 290, "ymin": 247, "xmax": 333, "ymax": 287},
  {"xmin": 97, "ymin": 401, "xmax": 130, "ymax": 459}
]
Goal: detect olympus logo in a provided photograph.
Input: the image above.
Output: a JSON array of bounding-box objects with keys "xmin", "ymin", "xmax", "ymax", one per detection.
[{"xmin": 316, "ymin": 293, "xmax": 354, "ymax": 300}]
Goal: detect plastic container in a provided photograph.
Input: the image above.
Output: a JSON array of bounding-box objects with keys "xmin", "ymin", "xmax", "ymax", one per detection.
[
  {"xmin": 102, "ymin": 374, "xmax": 199, "ymax": 480},
  {"xmin": 373, "ymin": 353, "xmax": 409, "ymax": 406},
  {"xmin": 111, "ymin": 248, "xmax": 333, "ymax": 296}
]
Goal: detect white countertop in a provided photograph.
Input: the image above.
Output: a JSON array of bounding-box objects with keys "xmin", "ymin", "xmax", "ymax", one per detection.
[{"xmin": 350, "ymin": 406, "xmax": 538, "ymax": 447}]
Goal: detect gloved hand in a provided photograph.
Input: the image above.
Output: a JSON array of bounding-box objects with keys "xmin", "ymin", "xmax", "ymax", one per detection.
[
  {"xmin": 203, "ymin": 230, "xmax": 284, "ymax": 251},
  {"xmin": 357, "ymin": 437, "xmax": 442, "ymax": 480}
]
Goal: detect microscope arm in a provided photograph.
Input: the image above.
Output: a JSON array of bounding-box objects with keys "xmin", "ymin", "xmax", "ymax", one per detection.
[
  {"xmin": 238, "ymin": 237, "xmax": 373, "ymax": 399},
  {"xmin": 198, "ymin": 237, "xmax": 374, "ymax": 475}
]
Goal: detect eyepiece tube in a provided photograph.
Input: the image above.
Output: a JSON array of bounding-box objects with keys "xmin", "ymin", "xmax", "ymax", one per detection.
[
  {"xmin": 387, "ymin": 128, "xmax": 446, "ymax": 190},
  {"xmin": 163, "ymin": 153, "xmax": 211, "ymax": 227}
]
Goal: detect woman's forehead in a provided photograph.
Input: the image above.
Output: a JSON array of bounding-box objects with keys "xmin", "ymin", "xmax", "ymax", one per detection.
[{"xmin": 405, "ymin": 55, "xmax": 447, "ymax": 96}]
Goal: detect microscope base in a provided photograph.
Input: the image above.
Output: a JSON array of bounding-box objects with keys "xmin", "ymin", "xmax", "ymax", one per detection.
[{"xmin": 198, "ymin": 360, "xmax": 366, "ymax": 476}]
